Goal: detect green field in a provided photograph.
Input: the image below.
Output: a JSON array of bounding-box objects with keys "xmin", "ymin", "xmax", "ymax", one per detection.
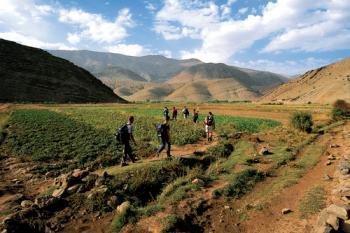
[{"xmin": 0, "ymin": 106, "xmax": 281, "ymax": 173}]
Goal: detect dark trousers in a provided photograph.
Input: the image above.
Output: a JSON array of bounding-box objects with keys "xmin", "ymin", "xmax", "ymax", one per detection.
[
  {"xmin": 121, "ymin": 141, "xmax": 134, "ymax": 163},
  {"xmin": 157, "ymin": 138, "xmax": 171, "ymax": 157}
]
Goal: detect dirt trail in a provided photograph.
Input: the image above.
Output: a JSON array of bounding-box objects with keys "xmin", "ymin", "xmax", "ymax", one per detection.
[
  {"xmin": 230, "ymin": 121, "xmax": 350, "ymax": 233},
  {"xmin": 100, "ymin": 132, "xmax": 219, "ymax": 175}
]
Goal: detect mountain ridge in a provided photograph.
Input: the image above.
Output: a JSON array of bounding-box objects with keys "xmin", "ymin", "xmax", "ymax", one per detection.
[{"xmin": 0, "ymin": 39, "xmax": 125, "ymax": 103}]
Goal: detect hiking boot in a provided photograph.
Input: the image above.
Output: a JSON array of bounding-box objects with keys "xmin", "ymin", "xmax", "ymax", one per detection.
[{"xmin": 165, "ymin": 156, "xmax": 172, "ymax": 161}]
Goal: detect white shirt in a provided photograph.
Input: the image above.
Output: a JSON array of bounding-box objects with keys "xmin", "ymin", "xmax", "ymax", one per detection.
[{"xmin": 127, "ymin": 123, "xmax": 133, "ymax": 134}]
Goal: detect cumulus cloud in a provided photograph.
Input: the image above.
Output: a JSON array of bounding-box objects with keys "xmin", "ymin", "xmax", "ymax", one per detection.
[
  {"xmin": 155, "ymin": 0, "xmax": 350, "ymax": 63},
  {"xmin": 0, "ymin": 0, "xmax": 141, "ymax": 56},
  {"xmin": 105, "ymin": 44, "xmax": 150, "ymax": 56},
  {"xmin": 59, "ymin": 8, "xmax": 134, "ymax": 44},
  {"xmin": 0, "ymin": 31, "xmax": 76, "ymax": 50}
]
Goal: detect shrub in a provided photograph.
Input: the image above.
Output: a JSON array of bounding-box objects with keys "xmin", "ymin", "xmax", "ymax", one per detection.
[
  {"xmin": 289, "ymin": 112, "xmax": 313, "ymax": 132},
  {"xmin": 331, "ymin": 99, "xmax": 349, "ymax": 120}
]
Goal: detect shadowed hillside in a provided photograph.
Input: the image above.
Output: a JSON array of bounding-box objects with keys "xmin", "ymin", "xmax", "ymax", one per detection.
[
  {"xmin": 260, "ymin": 57, "xmax": 350, "ymax": 104},
  {"xmin": 0, "ymin": 39, "xmax": 124, "ymax": 103}
]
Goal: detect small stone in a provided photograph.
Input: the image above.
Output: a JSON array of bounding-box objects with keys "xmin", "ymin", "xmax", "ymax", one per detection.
[
  {"xmin": 66, "ymin": 184, "xmax": 80, "ymax": 195},
  {"xmin": 52, "ymin": 187, "xmax": 66, "ymax": 198},
  {"xmin": 328, "ymin": 155, "xmax": 336, "ymax": 160},
  {"xmin": 326, "ymin": 214, "xmax": 340, "ymax": 230},
  {"xmin": 72, "ymin": 169, "xmax": 89, "ymax": 179},
  {"xmin": 341, "ymin": 168, "xmax": 350, "ymax": 175},
  {"xmin": 192, "ymin": 178, "xmax": 205, "ymax": 187},
  {"xmin": 323, "ymin": 174, "xmax": 332, "ymax": 181},
  {"xmin": 325, "ymin": 161, "xmax": 332, "ymax": 166},
  {"xmin": 116, "ymin": 201, "xmax": 130, "ymax": 215},
  {"xmin": 330, "ymin": 144, "xmax": 340, "ymax": 148},
  {"xmin": 224, "ymin": 205, "xmax": 231, "ymax": 210},
  {"xmin": 326, "ymin": 204, "xmax": 350, "ymax": 220},
  {"xmin": 20, "ymin": 200, "xmax": 33, "ymax": 208},
  {"xmin": 95, "ymin": 177, "xmax": 105, "ymax": 187},
  {"xmin": 281, "ymin": 208, "xmax": 292, "ymax": 215},
  {"xmin": 259, "ymin": 147, "xmax": 269, "ymax": 156},
  {"xmin": 93, "ymin": 211, "xmax": 101, "ymax": 218},
  {"xmin": 45, "ymin": 171, "xmax": 54, "ymax": 178}
]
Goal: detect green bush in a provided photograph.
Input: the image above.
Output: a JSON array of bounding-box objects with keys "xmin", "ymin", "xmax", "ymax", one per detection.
[
  {"xmin": 214, "ymin": 169, "xmax": 264, "ymax": 198},
  {"xmin": 331, "ymin": 99, "xmax": 349, "ymax": 120},
  {"xmin": 289, "ymin": 112, "xmax": 313, "ymax": 132}
]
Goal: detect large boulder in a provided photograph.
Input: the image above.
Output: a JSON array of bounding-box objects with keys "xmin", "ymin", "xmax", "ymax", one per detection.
[{"xmin": 326, "ymin": 204, "xmax": 350, "ymax": 220}]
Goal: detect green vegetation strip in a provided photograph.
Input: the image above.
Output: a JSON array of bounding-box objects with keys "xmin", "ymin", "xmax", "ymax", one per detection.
[
  {"xmin": 117, "ymin": 107, "xmax": 281, "ymax": 133},
  {"xmin": 299, "ymin": 186, "xmax": 326, "ymax": 219},
  {"xmin": 57, "ymin": 108, "xmax": 205, "ymax": 145},
  {"xmin": 259, "ymin": 142, "xmax": 326, "ymax": 197},
  {"xmin": 1, "ymin": 109, "xmax": 119, "ymax": 171}
]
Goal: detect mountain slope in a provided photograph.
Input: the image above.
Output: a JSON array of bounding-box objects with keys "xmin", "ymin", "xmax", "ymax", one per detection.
[
  {"xmin": 49, "ymin": 50, "xmax": 202, "ymax": 81},
  {"xmin": 0, "ymin": 39, "xmax": 124, "ymax": 103},
  {"xmin": 260, "ymin": 58, "xmax": 350, "ymax": 104},
  {"xmin": 128, "ymin": 63, "xmax": 286, "ymax": 102}
]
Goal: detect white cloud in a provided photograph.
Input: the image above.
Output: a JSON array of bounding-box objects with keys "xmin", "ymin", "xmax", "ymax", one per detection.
[
  {"xmin": 105, "ymin": 44, "xmax": 150, "ymax": 56},
  {"xmin": 154, "ymin": 0, "xmax": 220, "ymax": 40},
  {"xmin": 145, "ymin": 2, "xmax": 156, "ymax": 12},
  {"xmin": 231, "ymin": 57, "xmax": 330, "ymax": 76},
  {"xmin": 238, "ymin": 7, "xmax": 249, "ymax": 15},
  {"xmin": 67, "ymin": 32, "xmax": 81, "ymax": 44},
  {"xmin": 157, "ymin": 50, "xmax": 172, "ymax": 58},
  {"xmin": 0, "ymin": 31, "xmax": 76, "ymax": 50},
  {"xmin": 59, "ymin": 8, "xmax": 134, "ymax": 44},
  {"xmin": 155, "ymin": 0, "xmax": 350, "ymax": 63}
]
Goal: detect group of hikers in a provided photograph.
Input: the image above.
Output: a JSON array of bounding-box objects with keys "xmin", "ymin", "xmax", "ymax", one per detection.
[
  {"xmin": 116, "ymin": 107, "xmax": 215, "ymax": 167},
  {"xmin": 162, "ymin": 106, "xmax": 199, "ymax": 123}
]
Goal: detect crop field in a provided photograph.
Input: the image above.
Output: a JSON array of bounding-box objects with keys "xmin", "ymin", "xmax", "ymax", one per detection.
[
  {"xmin": 0, "ymin": 105, "xmax": 281, "ymax": 174},
  {"xmin": 0, "ymin": 102, "xmax": 340, "ymax": 233}
]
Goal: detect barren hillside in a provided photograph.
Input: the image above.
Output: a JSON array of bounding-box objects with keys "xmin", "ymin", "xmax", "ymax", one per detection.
[{"xmin": 260, "ymin": 58, "xmax": 350, "ymax": 104}]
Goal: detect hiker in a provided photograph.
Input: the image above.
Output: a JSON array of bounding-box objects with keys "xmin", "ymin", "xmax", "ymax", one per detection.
[
  {"xmin": 156, "ymin": 115, "xmax": 171, "ymax": 159},
  {"xmin": 116, "ymin": 116, "xmax": 137, "ymax": 166},
  {"xmin": 204, "ymin": 112, "xmax": 215, "ymax": 141},
  {"xmin": 192, "ymin": 109, "xmax": 199, "ymax": 123},
  {"xmin": 163, "ymin": 106, "xmax": 169, "ymax": 118},
  {"xmin": 172, "ymin": 106, "xmax": 178, "ymax": 121},
  {"xmin": 182, "ymin": 106, "xmax": 189, "ymax": 119}
]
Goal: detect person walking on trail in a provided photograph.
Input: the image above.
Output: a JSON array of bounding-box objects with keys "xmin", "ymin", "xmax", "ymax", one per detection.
[
  {"xmin": 204, "ymin": 112, "xmax": 215, "ymax": 142},
  {"xmin": 192, "ymin": 109, "xmax": 199, "ymax": 123},
  {"xmin": 116, "ymin": 116, "xmax": 137, "ymax": 166},
  {"xmin": 156, "ymin": 115, "xmax": 171, "ymax": 159},
  {"xmin": 172, "ymin": 106, "xmax": 178, "ymax": 121},
  {"xmin": 182, "ymin": 106, "xmax": 189, "ymax": 119},
  {"xmin": 163, "ymin": 106, "xmax": 169, "ymax": 118}
]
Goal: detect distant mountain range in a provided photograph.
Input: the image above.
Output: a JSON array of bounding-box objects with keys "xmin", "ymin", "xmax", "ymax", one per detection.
[
  {"xmin": 260, "ymin": 57, "xmax": 350, "ymax": 104},
  {"xmin": 49, "ymin": 50, "xmax": 288, "ymax": 102},
  {"xmin": 0, "ymin": 39, "xmax": 124, "ymax": 103},
  {"xmin": 49, "ymin": 50, "xmax": 202, "ymax": 82}
]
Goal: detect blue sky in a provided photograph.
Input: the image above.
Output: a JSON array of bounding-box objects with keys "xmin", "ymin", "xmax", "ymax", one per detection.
[{"xmin": 0, "ymin": 0, "xmax": 349, "ymax": 75}]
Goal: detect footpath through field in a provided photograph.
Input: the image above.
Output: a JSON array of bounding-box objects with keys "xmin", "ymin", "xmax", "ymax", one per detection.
[
  {"xmin": 225, "ymin": 120, "xmax": 350, "ymax": 233},
  {"xmin": 99, "ymin": 132, "xmax": 219, "ymax": 175}
]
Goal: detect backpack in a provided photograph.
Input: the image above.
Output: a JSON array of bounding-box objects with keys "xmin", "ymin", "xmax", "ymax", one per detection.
[
  {"xmin": 207, "ymin": 115, "xmax": 214, "ymax": 126},
  {"xmin": 115, "ymin": 124, "xmax": 129, "ymax": 143},
  {"xmin": 155, "ymin": 124, "xmax": 164, "ymax": 137}
]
